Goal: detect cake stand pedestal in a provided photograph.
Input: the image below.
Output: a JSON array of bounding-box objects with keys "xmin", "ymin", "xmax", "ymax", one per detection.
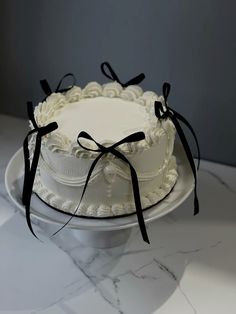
[
  {"xmin": 71, "ymin": 229, "xmax": 132, "ymax": 248},
  {"xmin": 5, "ymin": 143, "xmax": 194, "ymax": 248}
]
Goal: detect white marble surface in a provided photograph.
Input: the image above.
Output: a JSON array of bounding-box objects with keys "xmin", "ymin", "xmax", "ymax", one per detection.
[{"xmin": 0, "ymin": 114, "xmax": 236, "ymax": 314}]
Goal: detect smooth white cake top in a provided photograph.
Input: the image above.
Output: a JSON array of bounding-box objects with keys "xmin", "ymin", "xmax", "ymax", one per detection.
[
  {"xmin": 34, "ymin": 81, "xmax": 175, "ymax": 155},
  {"xmin": 55, "ymin": 97, "xmax": 149, "ymax": 143}
]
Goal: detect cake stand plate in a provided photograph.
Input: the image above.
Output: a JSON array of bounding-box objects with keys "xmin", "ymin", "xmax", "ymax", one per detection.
[{"xmin": 5, "ymin": 143, "xmax": 194, "ymax": 248}]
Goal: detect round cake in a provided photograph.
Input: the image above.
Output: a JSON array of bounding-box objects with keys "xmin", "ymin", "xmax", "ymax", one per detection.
[{"xmin": 31, "ymin": 81, "xmax": 178, "ymax": 217}]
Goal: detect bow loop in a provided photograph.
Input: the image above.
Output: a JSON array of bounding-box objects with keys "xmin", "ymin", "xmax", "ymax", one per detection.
[
  {"xmin": 101, "ymin": 62, "xmax": 145, "ymax": 87},
  {"xmin": 77, "ymin": 131, "xmax": 103, "ymax": 152},
  {"xmin": 55, "ymin": 73, "xmax": 76, "ymax": 93},
  {"xmin": 163, "ymin": 82, "xmax": 171, "ymax": 103},
  {"xmin": 40, "ymin": 79, "xmax": 52, "ymax": 97},
  {"xmin": 118, "ymin": 131, "xmax": 145, "ymax": 144},
  {"xmin": 111, "ymin": 131, "xmax": 145, "ymax": 149},
  {"xmin": 39, "ymin": 122, "xmax": 58, "ymax": 137},
  {"xmin": 77, "ymin": 131, "xmax": 146, "ymax": 153},
  {"xmin": 78, "ymin": 131, "xmax": 94, "ymax": 141},
  {"xmin": 101, "ymin": 62, "xmax": 120, "ymax": 83},
  {"xmin": 40, "ymin": 73, "xmax": 76, "ymax": 99}
]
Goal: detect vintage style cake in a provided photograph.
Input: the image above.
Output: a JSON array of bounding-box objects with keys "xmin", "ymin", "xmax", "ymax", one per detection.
[
  {"xmin": 22, "ymin": 63, "xmax": 200, "ymax": 243},
  {"xmin": 30, "ymin": 80, "xmax": 178, "ymax": 218}
]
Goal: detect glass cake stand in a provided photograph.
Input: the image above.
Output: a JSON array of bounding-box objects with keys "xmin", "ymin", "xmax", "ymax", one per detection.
[{"xmin": 5, "ymin": 143, "xmax": 194, "ymax": 248}]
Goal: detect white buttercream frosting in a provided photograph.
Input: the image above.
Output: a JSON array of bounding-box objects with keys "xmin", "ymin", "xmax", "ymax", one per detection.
[
  {"xmin": 55, "ymin": 96, "xmax": 149, "ymax": 144},
  {"xmin": 34, "ymin": 82, "xmax": 169, "ymax": 156},
  {"xmin": 31, "ymin": 80, "xmax": 178, "ymax": 217}
]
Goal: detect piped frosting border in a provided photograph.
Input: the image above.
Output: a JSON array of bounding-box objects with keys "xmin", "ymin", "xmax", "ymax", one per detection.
[
  {"xmin": 33, "ymin": 156, "xmax": 178, "ymax": 217},
  {"xmin": 33, "ymin": 81, "xmax": 175, "ymax": 157}
]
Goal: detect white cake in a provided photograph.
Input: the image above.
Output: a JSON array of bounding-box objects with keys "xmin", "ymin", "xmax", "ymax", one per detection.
[{"xmin": 31, "ymin": 81, "xmax": 178, "ymax": 217}]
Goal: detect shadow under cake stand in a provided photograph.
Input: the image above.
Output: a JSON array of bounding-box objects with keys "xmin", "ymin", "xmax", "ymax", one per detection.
[{"xmin": 5, "ymin": 143, "xmax": 194, "ymax": 248}]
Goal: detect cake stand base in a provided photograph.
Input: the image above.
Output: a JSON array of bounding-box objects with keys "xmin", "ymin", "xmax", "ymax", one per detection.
[
  {"xmin": 5, "ymin": 144, "xmax": 194, "ymax": 248},
  {"xmin": 72, "ymin": 228, "xmax": 131, "ymax": 248}
]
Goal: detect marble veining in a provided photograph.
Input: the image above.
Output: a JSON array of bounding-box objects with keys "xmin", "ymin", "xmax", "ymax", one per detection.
[
  {"xmin": 0, "ymin": 114, "xmax": 236, "ymax": 314},
  {"xmin": 200, "ymin": 168, "xmax": 236, "ymax": 194},
  {"xmin": 152, "ymin": 258, "xmax": 197, "ymax": 314}
]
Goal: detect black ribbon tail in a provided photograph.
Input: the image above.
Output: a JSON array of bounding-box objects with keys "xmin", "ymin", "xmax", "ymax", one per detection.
[
  {"xmin": 131, "ymin": 167, "xmax": 150, "ymax": 243},
  {"xmin": 107, "ymin": 133, "xmax": 149, "ymax": 243},
  {"xmin": 25, "ymin": 134, "xmax": 42, "ymax": 239},
  {"xmin": 22, "ymin": 129, "xmax": 36, "ymax": 205},
  {"xmin": 171, "ymin": 109, "xmax": 200, "ymax": 170},
  {"xmin": 155, "ymin": 82, "xmax": 200, "ymax": 216},
  {"xmin": 22, "ymin": 130, "xmax": 42, "ymax": 239},
  {"xmin": 111, "ymin": 148, "xmax": 150, "ymax": 244},
  {"xmin": 171, "ymin": 115, "xmax": 199, "ymax": 215},
  {"xmin": 51, "ymin": 153, "xmax": 103, "ymax": 236},
  {"xmin": 23, "ymin": 72, "xmax": 76, "ymax": 238},
  {"xmin": 22, "ymin": 102, "xmax": 38, "ymax": 205},
  {"xmin": 22, "ymin": 102, "xmax": 58, "ymax": 239}
]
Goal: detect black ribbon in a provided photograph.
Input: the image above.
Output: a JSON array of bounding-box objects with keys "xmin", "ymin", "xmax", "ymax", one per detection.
[
  {"xmin": 52, "ymin": 131, "xmax": 150, "ymax": 244},
  {"xmin": 22, "ymin": 102, "xmax": 58, "ymax": 238},
  {"xmin": 101, "ymin": 62, "xmax": 145, "ymax": 87},
  {"xmin": 155, "ymin": 82, "xmax": 200, "ymax": 215},
  {"xmin": 22, "ymin": 73, "xmax": 75, "ymax": 238},
  {"xmin": 40, "ymin": 73, "xmax": 76, "ymax": 99}
]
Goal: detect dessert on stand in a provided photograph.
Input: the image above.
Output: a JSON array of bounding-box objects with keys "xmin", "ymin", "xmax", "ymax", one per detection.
[{"xmin": 5, "ymin": 62, "xmax": 199, "ymax": 247}]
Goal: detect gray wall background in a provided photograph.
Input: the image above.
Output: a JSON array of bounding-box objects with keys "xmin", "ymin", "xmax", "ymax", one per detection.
[{"xmin": 0, "ymin": 0, "xmax": 236, "ymax": 166}]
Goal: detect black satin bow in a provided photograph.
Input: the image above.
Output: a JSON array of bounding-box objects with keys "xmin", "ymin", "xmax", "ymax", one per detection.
[
  {"xmin": 101, "ymin": 62, "xmax": 145, "ymax": 87},
  {"xmin": 40, "ymin": 73, "xmax": 76, "ymax": 99},
  {"xmin": 22, "ymin": 102, "xmax": 58, "ymax": 238},
  {"xmin": 52, "ymin": 131, "xmax": 150, "ymax": 244},
  {"xmin": 155, "ymin": 82, "xmax": 200, "ymax": 215}
]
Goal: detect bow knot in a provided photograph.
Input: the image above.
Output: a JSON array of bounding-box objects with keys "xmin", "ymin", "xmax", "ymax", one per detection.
[
  {"xmin": 155, "ymin": 101, "xmax": 174, "ymax": 120},
  {"xmin": 101, "ymin": 62, "xmax": 145, "ymax": 87}
]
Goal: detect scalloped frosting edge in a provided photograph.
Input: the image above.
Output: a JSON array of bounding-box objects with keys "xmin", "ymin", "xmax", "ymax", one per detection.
[{"xmin": 33, "ymin": 81, "xmax": 175, "ymax": 157}]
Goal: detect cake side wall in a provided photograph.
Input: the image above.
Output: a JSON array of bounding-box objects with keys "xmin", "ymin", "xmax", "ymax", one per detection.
[
  {"xmin": 35, "ymin": 157, "xmax": 177, "ymax": 216},
  {"xmin": 34, "ymin": 121, "xmax": 177, "ymax": 216},
  {"xmin": 31, "ymin": 81, "xmax": 178, "ymax": 216}
]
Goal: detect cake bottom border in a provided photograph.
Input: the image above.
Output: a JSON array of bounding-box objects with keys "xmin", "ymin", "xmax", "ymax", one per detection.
[{"xmin": 33, "ymin": 182, "xmax": 176, "ymax": 220}]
